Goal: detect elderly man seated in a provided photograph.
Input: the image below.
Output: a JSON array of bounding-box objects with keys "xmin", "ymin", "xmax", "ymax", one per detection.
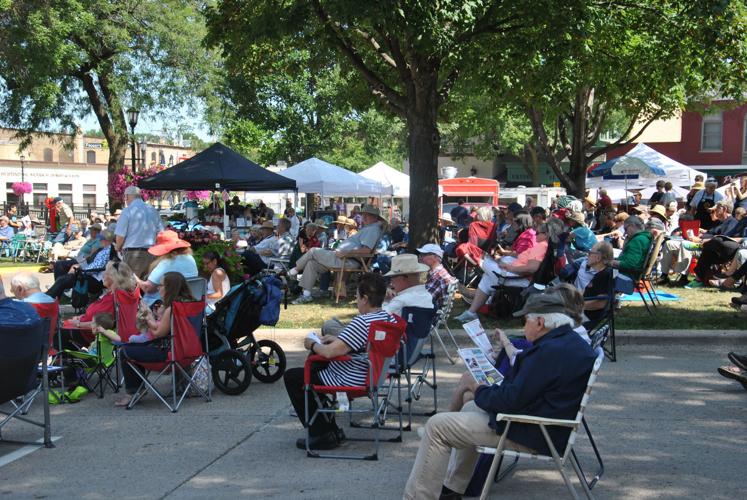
[
  {"xmin": 611, "ymin": 216, "xmax": 652, "ymax": 280},
  {"xmin": 50, "ymin": 226, "xmax": 86, "ymax": 261},
  {"xmin": 45, "ymin": 229, "xmax": 114, "ymax": 300},
  {"xmin": 242, "ymin": 219, "xmax": 294, "ymax": 274},
  {"xmin": 10, "ymin": 273, "xmax": 56, "ymax": 304},
  {"xmin": 50, "ymin": 223, "xmax": 103, "ymax": 278},
  {"xmin": 403, "ymin": 292, "xmax": 597, "ymax": 499},
  {"xmin": 0, "ymin": 280, "xmax": 40, "ymax": 325},
  {"xmin": 289, "ymin": 205, "xmax": 384, "ymax": 304},
  {"xmin": 417, "ymin": 243, "xmax": 458, "ymax": 309},
  {"xmin": 382, "ymin": 254, "xmax": 434, "ymax": 316}
]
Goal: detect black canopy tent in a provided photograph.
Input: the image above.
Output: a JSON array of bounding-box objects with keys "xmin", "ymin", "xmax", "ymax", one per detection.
[{"xmin": 138, "ymin": 142, "xmax": 297, "ymax": 192}]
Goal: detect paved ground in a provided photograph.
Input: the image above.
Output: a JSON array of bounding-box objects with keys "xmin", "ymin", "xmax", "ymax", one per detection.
[{"xmin": 1, "ymin": 328, "xmax": 746, "ymax": 500}]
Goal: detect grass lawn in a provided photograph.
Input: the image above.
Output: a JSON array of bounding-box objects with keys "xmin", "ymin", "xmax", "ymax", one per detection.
[
  {"xmin": 267, "ymin": 284, "xmax": 745, "ymax": 330},
  {"xmin": 0, "ymin": 259, "xmax": 46, "ymax": 273}
]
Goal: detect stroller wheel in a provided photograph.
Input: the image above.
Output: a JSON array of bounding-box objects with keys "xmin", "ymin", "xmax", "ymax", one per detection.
[
  {"xmin": 212, "ymin": 350, "xmax": 252, "ymax": 395},
  {"xmin": 250, "ymin": 339, "xmax": 286, "ymax": 383}
]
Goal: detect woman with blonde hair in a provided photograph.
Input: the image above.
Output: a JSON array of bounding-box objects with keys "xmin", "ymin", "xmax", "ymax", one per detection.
[{"xmin": 68, "ymin": 260, "xmax": 138, "ymax": 330}]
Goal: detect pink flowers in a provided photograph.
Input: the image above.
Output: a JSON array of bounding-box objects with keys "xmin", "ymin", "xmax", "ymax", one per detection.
[
  {"xmin": 109, "ymin": 166, "xmax": 163, "ymax": 202},
  {"xmin": 11, "ymin": 182, "xmax": 32, "ymax": 196},
  {"xmin": 185, "ymin": 190, "xmax": 211, "ymax": 200}
]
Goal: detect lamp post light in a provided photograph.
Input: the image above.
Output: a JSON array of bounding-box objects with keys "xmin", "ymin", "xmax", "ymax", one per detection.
[{"xmin": 126, "ymin": 107, "xmax": 140, "ymax": 175}]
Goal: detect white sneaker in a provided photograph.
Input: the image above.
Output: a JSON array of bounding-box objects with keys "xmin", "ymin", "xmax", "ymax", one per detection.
[
  {"xmin": 292, "ymin": 294, "xmax": 314, "ymax": 305},
  {"xmin": 454, "ymin": 310, "xmax": 478, "ymax": 322},
  {"xmin": 288, "ymin": 268, "xmax": 298, "ymax": 278}
]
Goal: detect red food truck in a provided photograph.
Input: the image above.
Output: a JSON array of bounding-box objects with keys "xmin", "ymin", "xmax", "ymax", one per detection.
[{"xmin": 439, "ymin": 177, "xmax": 500, "ymax": 216}]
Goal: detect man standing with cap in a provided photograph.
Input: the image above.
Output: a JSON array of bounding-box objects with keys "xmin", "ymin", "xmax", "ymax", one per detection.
[
  {"xmin": 114, "ymin": 185, "xmax": 162, "ymax": 279},
  {"xmin": 289, "ymin": 204, "xmax": 384, "ymax": 304},
  {"xmin": 403, "ymin": 292, "xmax": 596, "ymax": 499},
  {"xmin": 53, "ymin": 196, "xmax": 77, "ymax": 243},
  {"xmin": 690, "ymin": 177, "xmax": 724, "ymax": 230},
  {"xmin": 417, "ymin": 243, "xmax": 457, "ymax": 309}
]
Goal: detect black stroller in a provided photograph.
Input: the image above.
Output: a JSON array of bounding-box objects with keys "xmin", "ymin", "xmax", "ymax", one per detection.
[{"xmin": 206, "ymin": 273, "xmax": 286, "ymax": 395}]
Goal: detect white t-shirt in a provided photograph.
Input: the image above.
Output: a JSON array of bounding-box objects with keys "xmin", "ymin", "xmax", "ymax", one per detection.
[{"xmin": 383, "ymin": 284, "xmax": 435, "ymax": 317}]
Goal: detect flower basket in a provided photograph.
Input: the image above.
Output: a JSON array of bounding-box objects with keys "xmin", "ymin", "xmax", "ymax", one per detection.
[
  {"xmin": 186, "ymin": 190, "xmax": 211, "ymax": 201},
  {"xmin": 12, "ymin": 182, "xmax": 32, "ymax": 196}
]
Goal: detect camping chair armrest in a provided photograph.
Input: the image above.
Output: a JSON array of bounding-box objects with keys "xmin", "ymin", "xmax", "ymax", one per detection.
[
  {"xmin": 303, "ymin": 354, "xmax": 352, "ymax": 384},
  {"xmin": 496, "ymin": 413, "xmax": 579, "ymax": 428}
]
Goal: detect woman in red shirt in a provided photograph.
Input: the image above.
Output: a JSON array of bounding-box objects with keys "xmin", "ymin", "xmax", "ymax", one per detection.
[{"xmin": 69, "ymin": 261, "xmax": 138, "ymax": 329}]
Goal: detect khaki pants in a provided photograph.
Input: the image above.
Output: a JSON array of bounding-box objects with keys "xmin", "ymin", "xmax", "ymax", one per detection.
[
  {"xmin": 295, "ymin": 247, "xmax": 359, "ymax": 292},
  {"xmin": 660, "ymin": 240, "xmax": 693, "ymax": 275},
  {"xmin": 124, "ymin": 249, "xmax": 156, "ymax": 280},
  {"xmin": 321, "ymin": 318, "xmax": 346, "ymax": 337},
  {"xmin": 403, "ymin": 401, "xmax": 511, "ymax": 499}
]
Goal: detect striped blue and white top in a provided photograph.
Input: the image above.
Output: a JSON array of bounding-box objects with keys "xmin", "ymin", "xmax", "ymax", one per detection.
[{"xmin": 318, "ymin": 310, "xmax": 396, "ymax": 387}]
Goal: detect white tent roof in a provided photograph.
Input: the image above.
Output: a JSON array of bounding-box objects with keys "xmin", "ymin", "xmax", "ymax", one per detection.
[
  {"xmin": 359, "ymin": 161, "xmax": 410, "ymax": 197},
  {"xmin": 586, "ymin": 143, "xmax": 707, "ymax": 188},
  {"xmin": 280, "ymin": 157, "xmax": 391, "ymax": 197}
]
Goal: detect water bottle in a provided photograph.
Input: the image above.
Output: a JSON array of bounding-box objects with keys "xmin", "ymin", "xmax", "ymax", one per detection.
[{"xmin": 336, "ymin": 392, "xmax": 349, "ymax": 412}]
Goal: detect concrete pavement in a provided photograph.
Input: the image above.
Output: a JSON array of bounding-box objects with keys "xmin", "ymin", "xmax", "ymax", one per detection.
[{"xmin": 1, "ymin": 329, "xmax": 746, "ymax": 499}]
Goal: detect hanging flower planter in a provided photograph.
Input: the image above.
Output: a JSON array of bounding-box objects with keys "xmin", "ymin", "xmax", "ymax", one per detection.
[
  {"xmin": 12, "ymin": 182, "xmax": 32, "ymax": 196},
  {"xmin": 185, "ymin": 190, "xmax": 211, "ymax": 200}
]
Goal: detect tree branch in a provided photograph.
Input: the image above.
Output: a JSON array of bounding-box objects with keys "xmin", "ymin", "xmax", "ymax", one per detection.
[
  {"xmin": 310, "ymin": 0, "xmax": 406, "ymax": 116},
  {"xmin": 352, "ymin": 27, "xmax": 397, "ymax": 68},
  {"xmin": 527, "ymin": 106, "xmax": 576, "ymax": 191},
  {"xmin": 586, "ymin": 108, "xmax": 664, "ymax": 163},
  {"xmin": 77, "ymin": 71, "xmax": 118, "ymax": 149}
]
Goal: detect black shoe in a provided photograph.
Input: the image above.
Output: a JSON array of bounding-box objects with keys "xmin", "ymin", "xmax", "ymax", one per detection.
[
  {"xmin": 655, "ymin": 275, "xmax": 670, "ymax": 286},
  {"xmin": 728, "ymin": 352, "xmax": 747, "ymax": 371},
  {"xmin": 672, "ymin": 274, "xmax": 690, "ymax": 287},
  {"xmin": 296, "ymin": 432, "xmax": 340, "ymax": 451},
  {"xmin": 731, "ymin": 295, "xmax": 747, "ymax": 306},
  {"xmin": 717, "ymin": 366, "xmax": 747, "ymax": 390},
  {"xmin": 334, "ymin": 427, "xmax": 346, "ymax": 443}
]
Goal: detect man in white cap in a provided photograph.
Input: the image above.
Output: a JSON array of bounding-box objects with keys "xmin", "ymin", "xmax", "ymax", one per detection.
[
  {"xmin": 114, "ymin": 185, "xmax": 162, "ymax": 279},
  {"xmin": 417, "ymin": 243, "xmax": 457, "ymax": 309},
  {"xmin": 382, "ymin": 253, "xmax": 434, "ymax": 317},
  {"xmin": 289, "ymin": 204, "xmax": 384, "ymax": 304}
]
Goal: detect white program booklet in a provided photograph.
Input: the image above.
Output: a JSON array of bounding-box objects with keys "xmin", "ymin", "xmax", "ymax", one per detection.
[
  {"xmin": 463, "ymin": 319, "xmax": 495, "ymax": 359},
  {"xmin": 459, "ymin": 348, "xmax": 504, "ymax": 386}
]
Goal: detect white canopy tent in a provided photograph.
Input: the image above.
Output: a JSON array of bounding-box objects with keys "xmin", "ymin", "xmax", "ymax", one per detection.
[
  {"xmin": 280, "ymin": 157, "xmax": 391, "ymax": 197},
  {"xmin": 586, "ymin": 143, "xmax": 706, "ymax": 189},
  {"xmin": 359, "ymin": 161, "xmax": 410, "ymax": 197}
]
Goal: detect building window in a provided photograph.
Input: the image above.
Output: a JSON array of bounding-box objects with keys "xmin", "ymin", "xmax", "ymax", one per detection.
[
  {"xmin": 701, "ymin": 112, "xmax": 722, "ymax": 151},
  {"xmin": 58, "ymin": 183, "xmax": 72, "ymax": 192},
  {"xmin": 43, "ymin": 148, "xmax": 53, "ymax": 162},
  {"xmin": 159, "ymin": 150, "xmax": 165, "ymax": 165},
  {"xmin": 86, "ymin": 150, "xmax": 96, "ymax": 163},
  {"xmin": 168, "ymin": 154, "xmax": 174, "ymax": 166},
  {"xmin": 151, "ymin": 152, "xmax": 157, "ymax": 163},
  {"xmin": 5, "ymin": 183, "xmax": 19, "ymax": 206},
  {"xmin": 32, "ymin": 183, "xmax": 47, "ymax": 207},
  {"xmin": 83, "ymin": 184, "xmax": 96, "ymax": 192},
  {"xmin": 83, "ymin": 193, "xmax": 96, "ymax": 206}
]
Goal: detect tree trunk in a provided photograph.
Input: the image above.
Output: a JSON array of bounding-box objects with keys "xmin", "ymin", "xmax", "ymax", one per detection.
[{"xmin": 405, "ymin": 86, "xmax": 440, "ymax": 250}]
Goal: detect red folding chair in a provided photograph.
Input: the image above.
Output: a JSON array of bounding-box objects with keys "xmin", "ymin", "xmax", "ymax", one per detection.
[
  {"xmin": 114, "ymin": 288, "xmax": 141, "ymax": 342},
  {"xmin": 303, "ymin": 316, "xmax": 406, "ymax": 460},
  {"xmin": 30, "ymin": 301, "xmax": 60, "ymax": 356},
  {"xmin": 125, "ymin": 300, "xmax": 211, "ymax": 412}
]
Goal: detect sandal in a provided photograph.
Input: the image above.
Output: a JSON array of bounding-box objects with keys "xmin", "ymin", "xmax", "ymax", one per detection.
[{"xmin": 114, "ymin": 395, "xmax": 133, "ymax": 407}]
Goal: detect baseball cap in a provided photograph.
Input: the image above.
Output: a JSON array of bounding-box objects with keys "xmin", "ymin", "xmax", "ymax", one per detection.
[
  {"xmin": 513, "ymin": 292, "xmax": 568, "ymax": 317},
  {"xmin": 416, "ymin": 243, "xmax": 444, "ymax": 259}
]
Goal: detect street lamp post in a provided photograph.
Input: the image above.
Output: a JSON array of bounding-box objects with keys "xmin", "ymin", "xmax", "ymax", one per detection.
[{"xmin": 126, "ymin": 107, "xmax": 140, "ymax": 175}]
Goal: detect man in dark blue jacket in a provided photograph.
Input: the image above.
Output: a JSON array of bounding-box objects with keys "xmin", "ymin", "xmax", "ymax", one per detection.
[{"xmin": 403, "ymin": 293, "xmax": 596, "ymax": 500}]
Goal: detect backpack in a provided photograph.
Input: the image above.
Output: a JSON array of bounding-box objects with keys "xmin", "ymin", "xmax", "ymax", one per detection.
[
  {"xmin": 257, "ymin": 275, "xmax": 283, "ymax": 326},
  {"xmin": 490, "ymin": 285, "xmax": 524, "ymax": 319}
]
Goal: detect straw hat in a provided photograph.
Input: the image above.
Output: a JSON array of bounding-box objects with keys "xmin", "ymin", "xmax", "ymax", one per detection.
[
  {"xmin": 259, "ymin": 220, "xmax": 276, "ymax": 230},
  {"xmin": 384, "ymin": 254, "xmax": 429, "ymax": 277},
  {"xmin": 567, "ymin": 211, "xmax": 586, "ymax": 226},
  {"xmin": 583, "ymin": 197, "xmax": 597, "ymax": 208},
  {"xmin": 649, "ymin": 204, "xmax": 669, "ymax": 221},
  {"xmin": 148, "ymin": 230, "xmax": 191, "ymax": 256},
  {"xmin": 345, "ymin": 217, "xmax": 358, "ymax": 228},
  {"xmin": 335, "ymin": 215, "xmax": 349, "ymax": 225},
  {"xmin": 312, "ymin": 218, "xmax": 328, "ymax": 229},
  {"xmin": 359, "ymin": 204, "xmax": 384, "ymax": 220}
]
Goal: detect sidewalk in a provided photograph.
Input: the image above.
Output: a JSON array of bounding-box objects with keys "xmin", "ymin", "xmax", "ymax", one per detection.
[{"xmin": 1, "ymin": 333, "xmax": 745, "ymax": 499}]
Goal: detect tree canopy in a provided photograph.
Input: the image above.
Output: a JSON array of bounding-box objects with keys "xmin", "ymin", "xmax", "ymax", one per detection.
[{"xmin": 0, "ymin": 0, "xmax": 217, "ymax": 203}]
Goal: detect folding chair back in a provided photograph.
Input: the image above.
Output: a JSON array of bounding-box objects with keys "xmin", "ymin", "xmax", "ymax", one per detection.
[
  {"xmin": 367, "ymin": 316, "xmax": 407, "ymax": 388},
  {"xmin": 400, "ymin": 307, "xmax": 437, "ymax": 367},
  {"xmin": 563, "ymin": 347, "xmax": 605, "ymax": 453},
  {"xmin": 114, "ymin": 288, "xmax": 141, "ymax": 342},
  {"xmin": 642, "ymin": 233, "xmax": 665, "ymax": 279},
  {"xmin": 679, "ymin": 219, "xmax": 700, "ymax": 239},
  {"xmin": 431, "ymin": 280, "xmax": 460, "ymax": 364},
  {"xmin": 186, "ymin": 277, "xmax": 207, "ymax": 301},
  {"xmin": 0, "ymin": 317, "xmax": 45, "ymax": 403},
  {"xmin": 167, "ymin": 300, "xmax": 206, "ymax": 366},
  {"xmin": 31, "ymin": 300, "xmax": 60, "ymax": 354}
]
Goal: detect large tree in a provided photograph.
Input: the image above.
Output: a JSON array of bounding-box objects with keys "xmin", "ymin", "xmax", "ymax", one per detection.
[
  {"xmin": 207, "ymin": 0, "xmax": 543, "ymax": 247},
  {"xmin": 474, "ymin": 0, "xmax": 747, "ymax": 197},
  {"xmin": 0, "ymin": 0, "xmax": 217, "ymax": 204}
]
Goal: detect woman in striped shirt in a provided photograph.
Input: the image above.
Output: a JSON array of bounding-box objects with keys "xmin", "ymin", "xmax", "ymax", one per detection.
[{"xmin": 283, "ymin": 273, "xmax": 396, "ymax": 451}]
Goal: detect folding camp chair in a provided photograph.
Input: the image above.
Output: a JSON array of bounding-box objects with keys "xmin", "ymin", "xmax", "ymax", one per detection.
[
  {"xmin": 637, "ymin": 232, "xmax": 665, "ymax": 314},
  {"xmin": 0, "ymin": 318, "xmax": 55, "ymax": 449},
  {"xmin": 125, "ymin": 300, "xmax": 211, "ymax": 412},
  {"xmin": 397, "ymin": 306, "xmax": 439, "ymax": 429},
  {"xmin": 64, "ymin": 333, "xmax": 118, "ymax": 398},
  {"xmin": 303, "ymin": 316, "xmax": 406, "ymax": 460},
  {"xmin": 476, "ymin": 347, "xmax": 606, "ymax": 500},
  {"xmin": 431, "ymin": 280, "xmax": 459, "ymax": 364},
  {"xmin": 329, "ymin": 250, "xmax": 377, "ymax": 303}
]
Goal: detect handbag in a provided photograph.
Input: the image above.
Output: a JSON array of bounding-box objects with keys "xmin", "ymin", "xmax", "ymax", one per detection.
[{"xmin": 188, "ymin": 357, "xmax": 211, "ymax": 396}]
